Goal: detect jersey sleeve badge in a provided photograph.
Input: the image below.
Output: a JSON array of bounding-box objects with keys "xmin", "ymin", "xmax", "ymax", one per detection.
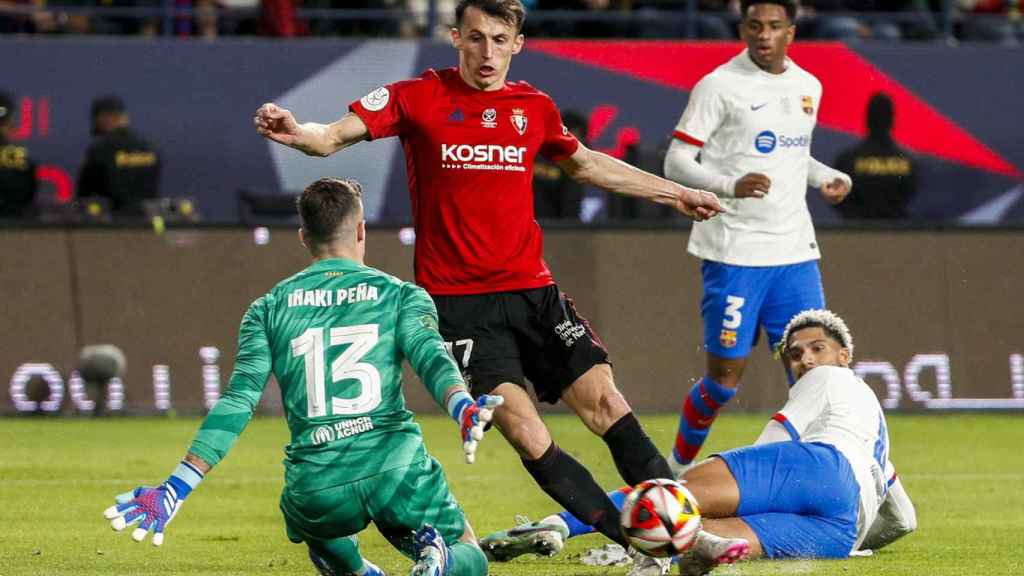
[{"xmin": 360, "ymin": 87, "xmax": 390, "ymax": 112}]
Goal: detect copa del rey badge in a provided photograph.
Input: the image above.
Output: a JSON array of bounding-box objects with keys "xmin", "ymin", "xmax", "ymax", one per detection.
[{"xmin": 510, "ymin": 108, "xmax": 528, "ymax": 135}]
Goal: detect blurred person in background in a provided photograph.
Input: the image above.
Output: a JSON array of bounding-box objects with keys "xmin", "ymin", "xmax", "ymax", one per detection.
[
  {"xmin": 802, "ymin": 0, "xmax": 938, "ymax": 41},
  {"xmin": 957, "ymin": 0, "xmax": 1020, "ymax": 44},
  {"xmin": 533, "ymin": 0, "xmax": 631, "ymax": 38},
  {"xmin": 0, "ymin": 91, "xmax": 38, "ymax": 220},
  {"xmin": 835, "ymin": 92, "xmax": 918, "ymax": 220},
  {"xmin": 77, "ymin": 95, "xmax": 161, "ymax": 218},
  {"xmin": 260, "ymin": 0, "xmax": 307, "ymax": 36}
]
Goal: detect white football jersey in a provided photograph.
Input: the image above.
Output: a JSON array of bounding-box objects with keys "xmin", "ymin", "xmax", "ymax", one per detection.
[
  {"xmin": 770, "ymin": 365, "xmax": 890, "ymax": 548},
  {"xmin": 674, "ymin": 50, "xmax": 822, "ymax": 266}
]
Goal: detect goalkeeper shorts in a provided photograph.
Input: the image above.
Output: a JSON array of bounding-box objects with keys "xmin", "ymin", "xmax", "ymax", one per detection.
[{"xmin": 280, "ymin": 455, "xmax": 466, "ymax": 557}]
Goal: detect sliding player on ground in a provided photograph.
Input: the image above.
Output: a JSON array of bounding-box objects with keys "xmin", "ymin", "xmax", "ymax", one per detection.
[{"xmin": 482, "ymin": 310, "xmax": 916, "ymax": 576}]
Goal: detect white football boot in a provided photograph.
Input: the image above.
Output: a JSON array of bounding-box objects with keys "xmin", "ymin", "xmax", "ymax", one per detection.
[{"xmin": 675, "ymin": 531, "xmax": 750, "ymax": 576}]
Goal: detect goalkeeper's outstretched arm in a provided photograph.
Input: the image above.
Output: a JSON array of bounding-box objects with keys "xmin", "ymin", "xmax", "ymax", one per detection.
[{"xmin": 103, "ymin": 297, "xmax": 274, "ymax": 546}]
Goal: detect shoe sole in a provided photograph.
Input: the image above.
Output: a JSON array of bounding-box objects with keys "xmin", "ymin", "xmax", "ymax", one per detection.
[
  {"xmin": 481, "ymin": 529, "xmax": 562, "ymax": 562},
  {"xmin": 713, "ymin": 541, "xmax": 750, "ymax": 566}
]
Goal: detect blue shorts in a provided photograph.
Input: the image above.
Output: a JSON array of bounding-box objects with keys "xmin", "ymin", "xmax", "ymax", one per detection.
[
  {"xmin": 701, "ymin": 260, "xmax": 825, "ymax": 359},
  {"xmin": 716, "ymin": 441, "xmax": 859, "ymax": 559}
]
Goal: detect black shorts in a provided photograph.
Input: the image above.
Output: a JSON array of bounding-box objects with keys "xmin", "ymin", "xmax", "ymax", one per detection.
[{"xmin": 433, "ymin": 285, "xmax": 610, "ymax": 404}]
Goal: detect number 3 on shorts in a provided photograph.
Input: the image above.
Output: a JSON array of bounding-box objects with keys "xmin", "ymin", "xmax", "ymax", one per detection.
[{"xmin": 722, "ymin": 295, "xmax": 745, "ymax": 330}]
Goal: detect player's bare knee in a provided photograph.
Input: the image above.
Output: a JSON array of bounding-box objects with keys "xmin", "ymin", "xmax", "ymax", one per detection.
[
  {"xmin": 589, "ymin": 387, "xmax": 630, "ymax": 434},
  {"xmin": 494, "ymin": 411, "xmax": 551, "ymax": 459}
]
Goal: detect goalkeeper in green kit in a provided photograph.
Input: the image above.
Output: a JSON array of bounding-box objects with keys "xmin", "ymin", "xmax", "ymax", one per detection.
[{"xmin": 102, "ymin": 177, "xmax": 500, "ymax": 576}]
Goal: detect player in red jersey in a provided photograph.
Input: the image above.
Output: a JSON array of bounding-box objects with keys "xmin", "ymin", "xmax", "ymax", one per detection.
[{"xmin": 255, "ymin": 0, "xmax": 722, "ymax": 554}]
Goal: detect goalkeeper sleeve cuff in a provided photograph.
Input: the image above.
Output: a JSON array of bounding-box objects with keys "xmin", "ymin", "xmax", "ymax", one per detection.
[
  {"xmin": 166, "ymin": 460, "xmax": 205, "ymax": 500},
  {"xmin": 446, "ymin": 389, "xmax": 474, "ymax": 423}
]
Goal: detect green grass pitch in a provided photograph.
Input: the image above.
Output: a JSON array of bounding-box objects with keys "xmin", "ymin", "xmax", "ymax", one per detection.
[{"xmin": 1, "ymin": 413, "xmax": 1022, "ymax": 575}]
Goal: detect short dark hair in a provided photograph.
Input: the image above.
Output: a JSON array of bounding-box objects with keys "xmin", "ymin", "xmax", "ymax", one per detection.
[
  {"xmin": 740, "ymin": 0, "xmax": 797, "ymax": 21},
  {"xmin": 91, "ymin": 95, "xmax": 126, "ymax": 119},
  {"xmin": 297, "ymin": 177, "xmax": 364, "ymax": 247},
  {"xmin": 456, "ymin": 0, "xmax": 526, "ymax": 33},
  {"xmin": 866, "ymin": 91, "xmax": 894, "ymax": 136}
]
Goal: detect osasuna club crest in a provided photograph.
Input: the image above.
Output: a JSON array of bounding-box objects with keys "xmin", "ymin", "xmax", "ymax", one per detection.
[{"xmin": 510, "ymin": 108, "xmax": 527, "ymax": 135}]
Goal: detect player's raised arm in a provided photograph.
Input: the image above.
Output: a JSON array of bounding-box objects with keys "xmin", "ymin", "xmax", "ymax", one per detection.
[
  {"xmin": 102, "ymin": 298, "xmax": 274, "ymax": 546},
  {"xmin": 254, "ymin": 104, "xmax": 370, "ymax": 157},
  {"xmin": 557, "ymin": 143, "xmax": 723, "ymax": 221},
  {"xmin": 395, "ymin": 284, "xmax": 502, "ymax": 463}
]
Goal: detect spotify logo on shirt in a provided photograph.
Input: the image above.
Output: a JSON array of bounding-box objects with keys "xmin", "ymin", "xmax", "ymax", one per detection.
[
  {"xmin": 754, "ymin": 131, "xmax": 777, "ymax": 153},
  {"xmin": 754, "ymin": 130, "xmax": 810, "ymax": 154}
]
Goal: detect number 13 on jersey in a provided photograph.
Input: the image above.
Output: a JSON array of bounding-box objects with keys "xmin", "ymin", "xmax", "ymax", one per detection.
[{"xmin": 290, "ymin": 324, "xmax": 382, "ymax": 418}]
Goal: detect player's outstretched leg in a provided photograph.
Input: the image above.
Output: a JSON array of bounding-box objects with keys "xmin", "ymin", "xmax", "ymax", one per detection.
[
  {"xmin": 671, "ymin": 374, "xmax": 738, "ymax": 476},
  {"xmin": 479, "ymin": 514, "xmax": 569, "ymax": 561},
  {"xmin": 562, "ymin": 365, "xmax": 675, "ymax": 485},
  {"xmin": 308, "ymin": 537, "xmax": 385, "ymax": 576},
  {"xmin": 493, "ymin": 384, "xmax": 629, "ymax": 548},
  {"xmin": 481, "ymin": 488, "xmax": 633, "ymax": 561}
]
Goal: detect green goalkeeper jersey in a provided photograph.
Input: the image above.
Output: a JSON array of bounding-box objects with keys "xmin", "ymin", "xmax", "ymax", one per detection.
[{"xmin": 188, "ymin": 258, "xmax": 464, "ymax": 493}]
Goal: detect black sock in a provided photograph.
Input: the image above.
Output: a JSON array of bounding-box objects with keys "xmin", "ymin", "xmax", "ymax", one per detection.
[
  {"xmin": 603, "ymin": 412, "xmax": 674, "ymax": 486},
  {"xmin": 522, "ymin": 443, "xmax": 627, "ymax": 547}
]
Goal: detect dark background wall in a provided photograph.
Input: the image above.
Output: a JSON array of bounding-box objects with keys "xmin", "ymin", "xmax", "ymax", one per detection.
[
  {"xmin": 6, "ymin": 39, "xmax": 1023, "ymax": 223},
  {"xmin": 2, "ymin": 228, "xmax": 1021, "ymax": 414}
]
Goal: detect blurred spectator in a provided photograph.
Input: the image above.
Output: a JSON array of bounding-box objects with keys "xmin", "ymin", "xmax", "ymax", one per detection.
[
  {"xmin": 631, "ymin": 0, "xmax": 736, "ymax": 38},
  {"xmin": 77, "ymin": 96, "xmax": 162, "ymax": 218},
  {"xmin": 219, "ymin": 0, "xmax": 261, "ymax": 35},
  {"xmin": 0, "ymin": 91, "xmax": 38, "ymax": 220},
  {"xmin": 534, "ymin": 110, "xmax": 586, "ymax": 220},
  {"xmin": 834, "ymin": 92, "xmax": 918, "ymax": 219},
  {"xmin": 305, "ymin": 0, "xmax": 403, "ymax": 36},
  {"xmin": 958, "ymin": 0, "xmax": 1019, "ymax": 44},
  {"xmin": 405, "ymin": 0, "xmax": 455, "ymax": 38},
  {"xmin": 260, "ymin": 0, "xmax": 307, "ymax": 36},
  {"xmin": 0, "ymin": 0, "xmax": 36, "ymax": 32},
  {"xmin": 804, "ymin": 0, "xmax": 938, "ymax": 41},
  {"xmin": 533, "ymin": 0, "xmax": 632, "ymax": 38}
]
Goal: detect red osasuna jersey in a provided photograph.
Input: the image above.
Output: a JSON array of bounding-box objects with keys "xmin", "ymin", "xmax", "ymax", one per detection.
[{"xmin": 349, "ymin": 68, "xmax": 579, "ymax": 296}]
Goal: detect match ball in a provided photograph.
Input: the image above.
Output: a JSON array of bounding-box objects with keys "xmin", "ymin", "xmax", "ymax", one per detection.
[{"xmin": 620, "ymin": 478, "xmax": 701, "ymax": 557}]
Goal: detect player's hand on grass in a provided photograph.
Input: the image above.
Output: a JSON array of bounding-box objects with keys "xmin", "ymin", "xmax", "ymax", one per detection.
[
  {"xmin": 820, "ymin": 176, "xmax": 851, "ymax": 205},
  {"xmin": 457, "ymin": 394, "xmax": 504, "ymax": 464},
  {"xmin": 676, "ymin": 186, "xmax": 724, "ymax": 221},
  {"xmin": 103, "ymin": 484, "xmax": 183, "ymax": 546},
  {"xmin": 254, "ymin": 103, "xmax": 303, "ymax": 147},
  {"xmin": 733, "ymin": 173, "xmax": 771, "ymax": 198},
  {"xmin": 103, "ymin": 460, "xmax": 204, "ymax": 547}
]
